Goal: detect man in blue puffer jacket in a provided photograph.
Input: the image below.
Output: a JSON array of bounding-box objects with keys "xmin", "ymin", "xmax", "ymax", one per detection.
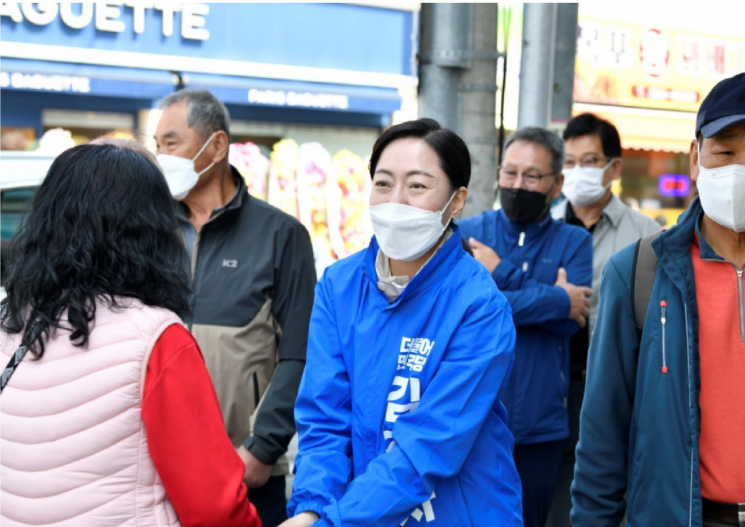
[{"xmin": 459, "ymin": 127, "xmax": 593, "ymax": 527}]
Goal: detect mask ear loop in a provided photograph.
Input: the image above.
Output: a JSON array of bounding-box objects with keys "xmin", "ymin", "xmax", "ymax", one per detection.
[
  {"xmin": 440, "ymin": 190, "xmax": 459, "ymax": 226},
  {"xmin": 540, "ymin": 175, "xmax": 562, "ymax": 217},
  {"xmin": 192, "ymin": 132, "xmax": 218, "ymax": 177},
  {"xmin": 602, "ymin": 158, "xmax": 615, "ymax": 191},
  {"xmin": 546, "ymin": 174, "xmax": 560, "ymax": 196},
  {"xmin": 192, "ymin": 132, "xmax": 217, "ymax": 162}
]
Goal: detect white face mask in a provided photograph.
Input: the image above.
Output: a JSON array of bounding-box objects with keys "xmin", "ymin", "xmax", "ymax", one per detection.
[
  {"xmin": 561, "ymin": 160, "xmax": 613, "ymax": 207},
  {"xmin": 697, "ymin": 151, "xmax": 745, "ymax": 233},
  {"xmin": 370, "ymin": 192, "xmax": 457, "ymax": 262},
  {"xmin": 157, "ymin": 132, "xmax": 217, "ymax": 200}
]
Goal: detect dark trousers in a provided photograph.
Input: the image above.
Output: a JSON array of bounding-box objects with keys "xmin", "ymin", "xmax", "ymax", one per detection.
[
  {"xmin": 514, "ymin": 440, "xmax": 565, "ymax": 527},
  {"xmin": 547, "ymin": 375, "xmax": 585, "ymax": 527},
  {"xmin": 249, "ymin": 475, "xmax": 288, "ymax": 527}
]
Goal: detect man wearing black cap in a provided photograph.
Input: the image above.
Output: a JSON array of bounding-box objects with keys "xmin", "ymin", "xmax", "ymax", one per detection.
[{"xmin": 571, "ymin": 73, "xmax": 745, "ymax": 527}]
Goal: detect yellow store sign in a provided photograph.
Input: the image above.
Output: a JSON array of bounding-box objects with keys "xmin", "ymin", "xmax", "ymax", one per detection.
[{"xmin": 574, "ymin": 17, "xmax": 745, "ymax": 112}]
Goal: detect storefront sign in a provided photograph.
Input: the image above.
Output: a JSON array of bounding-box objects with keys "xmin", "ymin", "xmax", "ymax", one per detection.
[
  {"xmin": 248, "ymin": 89, "xmax": 350, "ymax": 110},
  {"xmin": 0, "ymin": 71, "xmax": 91, "ymax": 93},
  {"xmin": 0, "ymin": 4, "xmax": 415, "ymax": 86},
  {"xmin": 0, "ymin": 2, "xmax": 209, "ymax": 40},
  {"xmin": 658, "ymin": 174, "xmax": 690, "ymax": 198},
  {"xmin": 574, "ymin": 17, "xmax": 745, "ymax": 112}
]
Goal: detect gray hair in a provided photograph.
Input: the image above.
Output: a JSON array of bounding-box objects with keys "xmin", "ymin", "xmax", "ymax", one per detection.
[
  {"xmin": 503, "ymin": 126, "xmax": 565, "ymax": 175},
  {"xmin": 158, "ymin": 89, "xmax": 231, "ymax": 142}
]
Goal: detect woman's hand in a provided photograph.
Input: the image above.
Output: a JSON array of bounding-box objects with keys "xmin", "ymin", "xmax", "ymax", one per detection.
[{"xmin": 278, "ymin": 512, "xmax": 320, "ymax": 527}]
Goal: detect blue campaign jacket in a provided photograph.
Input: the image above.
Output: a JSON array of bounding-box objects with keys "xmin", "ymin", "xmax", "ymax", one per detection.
[
  {"xmin": 572, "ymin": 198, "xmax": 709, "ymax": 526},
  {"xmin": 288, "ymin": 225, "xmax": 523, "ymax": 527},
  {"xmin": 458, "ymin": 210, "xmax": 593, "ymax": 444}
]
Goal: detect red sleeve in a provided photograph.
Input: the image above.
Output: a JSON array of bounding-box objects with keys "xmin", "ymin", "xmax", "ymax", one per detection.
[{"xmin": 142, "ymin": 324, "xmax": 261, "ymax": 527}]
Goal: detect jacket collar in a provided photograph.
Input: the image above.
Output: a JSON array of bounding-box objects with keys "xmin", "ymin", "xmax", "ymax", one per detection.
[
  {"xmin": 652, "ymin": 197, "xmax": 701, "ymax": 298},
  {"xmin": 218, "ymin": 166, "xmax": 247, "ymax": 214},
  {"xmin": 552, "ymin": 194, "xmax": 624, "ymax": 229},
  {"xmin": 362, "ymin": 223, "xmax": 465, "ymax": 307},
  {"xmin": 602, "ymin": 194, "xmax": 626, "ymax": 229},
  {"xmin": 653, "ymin": 197, "xmax": 700, "ymax": 262},
  {"xmin": 177, "ymin": 166, "xmax": 246, "ymax": 224},
  {"xmin": 498, "ymin": 208, "xmax": 553, "ymax": 237},
  {"xmin": 693, "ymin": 209, "xmax": 724, "ymax": 261}
]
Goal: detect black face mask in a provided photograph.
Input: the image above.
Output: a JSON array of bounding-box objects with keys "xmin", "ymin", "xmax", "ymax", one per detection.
[{"xmin": 499, "ymin": 187, "xmax": 550, "ymax": 224}]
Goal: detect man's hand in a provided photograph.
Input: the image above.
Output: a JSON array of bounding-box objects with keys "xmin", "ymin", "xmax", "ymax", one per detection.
[
  {"xmin": 468, "ymin": 237, "xmax": 501, "ymax": 273},
  {"xmin": 555, "ymin": 268, "xmax": 592, "ymax": 327},
  {"xmin": 278, "ymin": 512, "xmax": 320, "ymax": 527},
  {"xmin": 237, "ymin": 445, "xmax": 273, "ymax": 489}
]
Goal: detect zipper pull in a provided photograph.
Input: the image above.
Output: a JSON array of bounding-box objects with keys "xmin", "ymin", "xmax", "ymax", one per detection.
[
  {"xmin": 519, "ymin": 231, "xmax": 525, "ymax": 247},
  {"xmin": 660, "ymin": 300, "xmax": 668, "ymax": 374}
]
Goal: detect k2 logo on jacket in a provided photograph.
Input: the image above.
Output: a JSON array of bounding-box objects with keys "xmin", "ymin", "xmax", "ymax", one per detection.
[
  {"xmin": 222, "ymin": 259, "xmax": 238, "ymax": 268},
  {"xmin": 386, "ymin": 336, "xmax": 437, "ymax": 524}
]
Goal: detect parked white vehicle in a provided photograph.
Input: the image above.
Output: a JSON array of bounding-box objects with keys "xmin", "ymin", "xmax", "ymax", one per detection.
[
  {"xmin": 1, "ymin": 151, "xmax": 55, "ymax": 190},
  {"xmin": 1, "ymin": 151, "xmax": 56, "ymax": 300}
]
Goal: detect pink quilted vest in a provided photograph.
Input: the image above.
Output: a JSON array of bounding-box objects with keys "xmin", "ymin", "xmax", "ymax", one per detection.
[{"xmin": 0, "ymin": 298, "xmax": 183, "ymax": 526}]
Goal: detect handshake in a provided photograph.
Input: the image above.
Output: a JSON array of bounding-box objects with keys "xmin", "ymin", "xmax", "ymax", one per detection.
[{"xmin": 279, "ymin": 512, "xmax": 320, "ymax": 527}]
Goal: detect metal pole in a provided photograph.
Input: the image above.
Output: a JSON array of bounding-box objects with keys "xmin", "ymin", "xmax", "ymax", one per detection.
[
  {"xmin": 459, "ymin": 3, "xmax": 499, "ymax": 217},
  {"xmin": 418, "ymin": 3, "xmax": 472, "ymax": 133},
  {"xmin": 517, "ymin": 3, "xmax": 557, "ymax": 128},
  {"xmin": 545, "ymin": 8, "xmax": 579, "ymax": 527},
  {"xmin": 550, "ymin": 3, "xmax": 579, "ymax": 128}
]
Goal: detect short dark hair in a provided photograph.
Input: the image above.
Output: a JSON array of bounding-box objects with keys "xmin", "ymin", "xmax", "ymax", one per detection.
[
  {"xmin": 1, "ymin": 144, "xmax": 192, "ymax": 358},
  {"xmin": 504, "ymin": 127, "xmax": 565, "ymax": 175},
  {"xmin": 563, "ymin": 113, "xmax": 622, "ymax": 158},
  {"xmin": 158, "ymin": 88, "xmax": 231, "ymax": 142},
  {"xmin": 369, "ymin": 118, "xmax": 471, "ymax": 190}
]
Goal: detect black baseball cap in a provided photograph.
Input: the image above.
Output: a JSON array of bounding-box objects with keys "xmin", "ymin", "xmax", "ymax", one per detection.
[{"xmin": 696, "ymin": 72, "xmax": 745, "ymax": 138}]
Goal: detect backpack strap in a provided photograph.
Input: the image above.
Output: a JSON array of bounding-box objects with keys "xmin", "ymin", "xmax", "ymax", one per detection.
[{"xmin": 631, "ymin": 232, "xmax": 660, "ymax": 333}]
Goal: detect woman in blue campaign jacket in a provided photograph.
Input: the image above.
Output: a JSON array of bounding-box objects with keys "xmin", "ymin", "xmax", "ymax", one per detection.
[{"xmin": 282, "ymin": 119, "xmax": 523, "ymax": 527}]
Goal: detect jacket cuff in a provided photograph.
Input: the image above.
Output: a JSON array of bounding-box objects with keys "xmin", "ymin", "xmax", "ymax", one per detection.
[
  {"xmin": 292, "ymin": 503, "xmax": 328, "ymax": 526},
  {"xmin": 243, "ymin": 436, "xmax": 275, "ymax": 465},
  {"xmin": 557, "ymin": 285, "xmax": 572, "ymax": 319}
]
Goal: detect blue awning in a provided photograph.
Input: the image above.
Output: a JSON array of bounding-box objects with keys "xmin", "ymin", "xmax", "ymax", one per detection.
[{"xmin": 0, "ymin": 58, "xmax": 402, "ymax": 115}]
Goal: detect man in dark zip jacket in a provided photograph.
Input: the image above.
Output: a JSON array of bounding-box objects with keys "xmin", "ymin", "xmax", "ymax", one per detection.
[
  {"xmin": 572, "ymin": 73, "xmax": 745, "ymax": 527},
  {"xmin": 458, "ymin": 127, "xmax": 593, "ymax": 527},
  {"xmin": 155, "ymin": 89, "xmax": 317, "ymax": 527}
]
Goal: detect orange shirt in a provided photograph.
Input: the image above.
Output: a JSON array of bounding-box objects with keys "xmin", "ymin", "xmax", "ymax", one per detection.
[{"xmin": 691, "ymin": 235, "xmax": 745, "ymax": 503}]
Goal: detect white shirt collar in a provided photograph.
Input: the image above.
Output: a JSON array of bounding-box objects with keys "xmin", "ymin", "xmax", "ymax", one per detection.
[{"xmin": 375, "ymin": 227, "xmax": 454, "ymax": 302}]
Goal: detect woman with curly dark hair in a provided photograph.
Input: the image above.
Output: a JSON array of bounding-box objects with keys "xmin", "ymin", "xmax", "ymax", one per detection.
[{"xmin": 0, "ymin": 142, "xmax": 261, "ymax": 527}]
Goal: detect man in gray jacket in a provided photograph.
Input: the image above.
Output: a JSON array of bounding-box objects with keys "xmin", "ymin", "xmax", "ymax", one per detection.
[
  {"xmin": 555, "ymin": 113, "xmax": 661, "ymax": 335},
  {"xmin": 548, "ymin": 113, "xmax": 660, "ymax": 527},
  {"xmin": 155, "ymin": 89, "xmax": 317, "ymax": 527}
]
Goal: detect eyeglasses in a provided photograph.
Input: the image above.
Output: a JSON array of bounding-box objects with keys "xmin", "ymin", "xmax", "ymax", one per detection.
[
  {"xmin": 498, "ymin": 166, "xmax": 558, "ymax": 189},
  {"xmin": 563, "ymin": 156, "xmax": 613, "ymax": 169}
]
